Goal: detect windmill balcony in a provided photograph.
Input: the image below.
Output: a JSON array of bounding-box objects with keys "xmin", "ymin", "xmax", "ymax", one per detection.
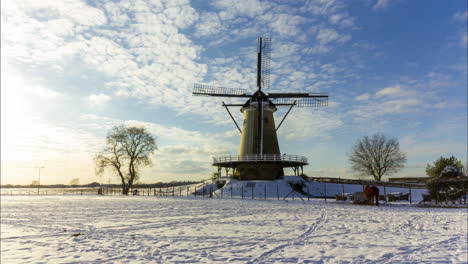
[{"xmin": 212, "ymin": 154, "xmax": 308, "ymax": 168}]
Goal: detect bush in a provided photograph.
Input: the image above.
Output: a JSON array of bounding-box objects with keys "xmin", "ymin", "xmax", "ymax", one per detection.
[
  {"xmin": 427, "ymin": 178, "xmax": 468, "ymax": 204},
  {"xmin": 425, "ymin": 156, "xmax": 467, "ymax": 204}
]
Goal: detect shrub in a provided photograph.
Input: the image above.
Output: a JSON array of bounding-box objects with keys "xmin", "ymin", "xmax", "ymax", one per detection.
[{"xmin": 427, "ymin": 178, "xmax": 468, "ymax": 204}]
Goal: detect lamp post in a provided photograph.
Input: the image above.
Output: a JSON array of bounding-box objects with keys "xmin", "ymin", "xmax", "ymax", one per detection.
[{"xmin": 36, "ymin": 166, "xmax": 44, "ymax": 195}]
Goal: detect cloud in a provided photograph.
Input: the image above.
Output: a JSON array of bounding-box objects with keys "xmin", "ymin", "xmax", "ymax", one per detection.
[
  {"xmin": 350, "ymin": 98, "xmax": 421, "ymax": 120},
  {"xmin": 308, "ymin": 27, "xmax": 352, "ymax": 55},
  {"xmin": 317, "ymin": 28, "xmax": 339, "ymax": 44},
  {"xmin": 1, "ymin": 0, "xmax": 107, "ymax": 65},
  {"xmin": 267, "ymin": 13, "xmax": 307, "ymax": 37},
  {"xmin": 354, "ymin": 93, "xmax": 370, "ymax": 101},
  {"xmin": 195, "ymin": 12, "xmax": 223, "ymax": 37},
  {"xmin": 300, "ymin": 0, "xmax": 343, "ymax": 16},
  {"xmin": 401, "ymin": 139, "xmax": 466, "ymax": 162},
  {"xmin": 88, "ymin": 93, "xmax": 111, "ymax": 105},
  {"xmin": 373, "ymin": 0, "xmax": 393, "ymax": 10},
  {"xmin": 2, "ymin": 0, "xmax": 360, "ymax": 130},
  {"xmin": 2, "ymin": 0, "xmax": 206, "ymax": 118},
  {"xmin": 277, "ymin": 109, "xmax": 343, "ymax": 141},
  {"xmin": 375, "ymin": 85, "xmax": 402, "ymax": 97},
  {"xmin": 329, "ymin": 12, "xmax": 355, "ymax": 28},
  {"xmin": 349, "ymin": 68, "xmax": 465, "ymax": 121},
  {"xmin": 213, "ymin": 0, "xmax": 264, "ymax": 19},
  {"xmin": 453, "ymin": 10, "xmax": 468, "ymax": 21},
  {"xmin": 304, "ymin": 45, "xmax": 332, "ymax": 55}
]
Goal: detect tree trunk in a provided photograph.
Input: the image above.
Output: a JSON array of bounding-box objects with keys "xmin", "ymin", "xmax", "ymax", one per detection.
[{"xmin": 123, "ymin": 185, "xmax": 130, "ymax": 195}]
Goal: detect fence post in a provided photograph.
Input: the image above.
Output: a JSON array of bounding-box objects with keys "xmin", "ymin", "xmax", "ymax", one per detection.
[
  {"xmin": 172, "ymin": 186, "xmax": 175, "ymax": 197},
  {"xmin": 464, "ymin": 183, "xmax": 466, "ymax": 205},
  {"xmin": 324, "ymin": 183, "xmax": 327, "ymax": 202},
  {"xmin": 409, "ymin": 185, "xmax": 412, "ymax": 205},
  {"xmin": 277, "ymin": 184, "xmax": 279, "ymax": 200},
  {"xmin": 264, "ymin": 185, "xmax": 267, "ymax": 200},
  {"xmin": 384, "ymin": 184, "xmax": 387, "ymax": 201}
]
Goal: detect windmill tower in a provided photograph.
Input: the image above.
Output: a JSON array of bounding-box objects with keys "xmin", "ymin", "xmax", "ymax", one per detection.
[{"xmin": 193, "ymin": 38, "xmax": 328, "ymax": 180}]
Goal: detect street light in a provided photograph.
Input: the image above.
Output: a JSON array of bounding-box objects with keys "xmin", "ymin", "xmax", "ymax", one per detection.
[{"xmin": 36, "ymin": 166, "xmax": 44, "ymax": 195}]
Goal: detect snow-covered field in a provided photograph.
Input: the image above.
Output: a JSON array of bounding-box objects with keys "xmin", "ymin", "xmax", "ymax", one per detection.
[{"xmin": 2, "ymin": 194, "xmax": 467, "ymax": 263}]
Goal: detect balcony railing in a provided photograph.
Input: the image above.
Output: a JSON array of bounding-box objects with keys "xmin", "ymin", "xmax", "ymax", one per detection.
[{"xmin": 213, "ymin": 154, "xmax": 308, "ymax": 164}]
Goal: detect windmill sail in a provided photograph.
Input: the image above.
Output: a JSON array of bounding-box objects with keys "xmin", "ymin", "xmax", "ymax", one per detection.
[
  {"xmin": 193, "ymin": 84, "xmax": 250, "ymax": 97},
  {"xmin": 259, "ymin": 37, "xmax": 271, "ymax": 90},
  {"xmin": 270, "ymin": 97, "xmax": 328, "ymax": 107}
]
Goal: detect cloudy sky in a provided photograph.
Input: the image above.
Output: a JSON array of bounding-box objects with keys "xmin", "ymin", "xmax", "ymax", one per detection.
[{"xmin": 1, "ymin": 0, "xmax": 467, "ymax": 185}]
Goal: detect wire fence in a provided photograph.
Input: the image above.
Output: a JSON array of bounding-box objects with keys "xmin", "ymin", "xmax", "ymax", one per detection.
[
  {"xmin": 2, "ymin": 179, "xmax": 466, "ymax": 206},
  {"xmin": 0, "ymin": 187, "xmax": 101, "ymax": 196}
]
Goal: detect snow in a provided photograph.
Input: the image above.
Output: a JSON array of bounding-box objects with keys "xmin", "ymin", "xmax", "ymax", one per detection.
[{"xmin": 2, "ymin": 188, "xmax": 467, "ymax": 263}]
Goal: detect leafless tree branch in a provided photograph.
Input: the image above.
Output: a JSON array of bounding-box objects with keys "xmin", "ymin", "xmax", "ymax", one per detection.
[{"xmin": 348, "ymin": 133, "xmax": 406, "ymax": 181}]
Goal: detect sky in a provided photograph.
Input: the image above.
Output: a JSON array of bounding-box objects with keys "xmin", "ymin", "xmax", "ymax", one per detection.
[{"xmin": 1, "ymin": 0, "xmax": 467, "ymax": 185}]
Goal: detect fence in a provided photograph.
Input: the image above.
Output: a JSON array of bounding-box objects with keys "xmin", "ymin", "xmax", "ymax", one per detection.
[
  {"xmin": 0, "ymin": 187, "xmax": 101, "ymax": 196},
  {"xmin": 3, "ymin": 179, "xmax": 465, "ymax": 206},
  {"xmin": 303, "ymin": 176, "xmax": 427, "ymax": 189},
  {"xmin": 151, "ymin": 183, "xmax": 307, "ymax": 201}
]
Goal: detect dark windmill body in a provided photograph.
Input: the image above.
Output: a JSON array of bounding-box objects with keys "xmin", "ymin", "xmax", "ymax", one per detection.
[{"xmin": 193, "ymin": 38, "xmax": 328, "ymax": 180}]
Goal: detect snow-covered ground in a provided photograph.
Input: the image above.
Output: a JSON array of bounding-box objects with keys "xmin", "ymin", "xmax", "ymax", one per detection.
[{"xmin": 2, "ymin": 194, "xmax": 467, "ymax": 263}]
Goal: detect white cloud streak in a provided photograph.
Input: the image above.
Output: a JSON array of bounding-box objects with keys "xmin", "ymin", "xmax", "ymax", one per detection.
[
  {"xmin": 375, "ymin": 85, "xmax": 402, "ymax": 97},
  {"xmin": 354, "ymin": 93, "xmax": 370, "ymax": 101},
  {"xmin": 373, "ymin": 0, "xmax": 393, "ymax": 10}
]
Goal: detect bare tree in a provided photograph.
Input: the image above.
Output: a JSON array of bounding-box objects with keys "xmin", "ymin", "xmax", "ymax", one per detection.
[
  {"xmin": 348, "ymin": 133, "xmax": 406, "ymax": 181},
  {"xmin": 95, "ymin": 125, "xmax": 157, "ymax": 195}
]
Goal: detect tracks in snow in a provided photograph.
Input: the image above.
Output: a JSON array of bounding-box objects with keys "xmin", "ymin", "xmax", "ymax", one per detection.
[
  {"xmin": 370, "ymin": 235, "xmax": 465, "ymax": 264},
  {"xmin": 249, "ymin": 206, "xmax": 328, "ymax": 264}
]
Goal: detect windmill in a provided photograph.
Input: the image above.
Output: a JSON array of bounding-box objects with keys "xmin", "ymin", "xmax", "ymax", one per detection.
[{"xmin": 193, "ymin": 37, "xmax": 328, "ymax": 180}]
